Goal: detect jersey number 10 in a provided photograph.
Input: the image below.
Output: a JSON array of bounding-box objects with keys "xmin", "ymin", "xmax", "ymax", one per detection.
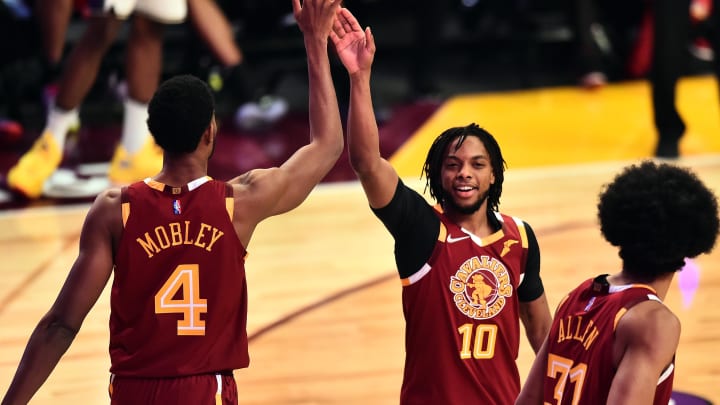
[{"xmin": 458, "ymin": 323, "xmax": 498, "ymax": 359}]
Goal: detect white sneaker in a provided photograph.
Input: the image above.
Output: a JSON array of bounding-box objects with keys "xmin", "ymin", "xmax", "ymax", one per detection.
[
  {"xmin": 234, "ymin": 96, "xmax": 289, "ymax": 130},
  {"xmin": 690, "ymin": 38, "xmax": 714, "ymax": 62},
  {"xmin": 42, "ymin": 167, "xmax": 111, "ymax": 199}
]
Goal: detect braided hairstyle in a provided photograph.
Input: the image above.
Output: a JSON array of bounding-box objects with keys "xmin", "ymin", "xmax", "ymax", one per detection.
[
  {"xmin": 422, "ymin": 123, "xmax": 507, "ymax": 212},
  {"xmin": 598, "ymin": 160, "xmax": 719, "ymax": 277}
]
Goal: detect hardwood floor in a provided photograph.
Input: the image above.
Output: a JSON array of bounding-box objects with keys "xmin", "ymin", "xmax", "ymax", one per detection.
[{"xmin": 1, "ymin": 77, "xmax": 719, "ymax": 404}]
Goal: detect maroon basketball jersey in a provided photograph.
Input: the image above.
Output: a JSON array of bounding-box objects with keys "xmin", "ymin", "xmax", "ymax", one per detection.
[
  {"xmin": 110, "ymin": 177, "xmax": 249, "ymax": 377},
  {"xmin": 542, "ymin": 276, "xmax": 675, "ymax": 404},
  {"xmin": 399, "ymin": 209, "xmax": 530, "ymax": 404}
]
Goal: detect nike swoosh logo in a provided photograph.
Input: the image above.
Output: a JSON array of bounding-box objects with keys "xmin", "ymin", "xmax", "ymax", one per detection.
[{"xmin": 446, "ymin": 235, "xmax": 470, "ymax": 243}]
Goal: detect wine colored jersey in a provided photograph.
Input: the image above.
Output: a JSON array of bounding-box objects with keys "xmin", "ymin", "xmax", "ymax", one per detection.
[
  {"xmin": 372, "ymin": 180, "xmax": 544, "ymax": 404},
  {"xmin": 542, "ymin": 275, "xmax": 675, "ymax": 405},
  {"xmin": 110, "ymin": 177, "xmax": 249, "ymax": 377},
  {"xmin": 399, "ymin": 208, "xmax": 529, "ymax": 404}
]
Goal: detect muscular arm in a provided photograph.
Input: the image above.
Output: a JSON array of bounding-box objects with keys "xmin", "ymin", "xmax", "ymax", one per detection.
[
  {"xmin": 272, "ymin": 0, "xmax": 344, "ymax": 212},
  {"xmin": 227, "ymin": 0, "xmax": 344, "ymax": 244},
  {"xmin": 607, "ymin": 301, "xmax": 680, "ymax": 404},
  {"xmin": 1, "ymin": 189, "xmax": 119, "ymax": 405},
  {"xmin": 331, "ymin": 8, "xmax": 398, "ymax": 209},
  {"xmin": 519, "ymin": 293, "xmax": 552, "ymax": 353}
]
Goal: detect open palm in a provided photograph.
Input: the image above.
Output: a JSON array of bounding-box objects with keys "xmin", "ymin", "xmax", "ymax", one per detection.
[{"xmin": 331, "ymin": 8, "xmax": 375, "ymax": 75}]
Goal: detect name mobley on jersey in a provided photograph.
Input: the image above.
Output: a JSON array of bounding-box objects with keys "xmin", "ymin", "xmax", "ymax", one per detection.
[{"xmin": 135, "ymin": 220, "xmax": 225, "ymax": 258}]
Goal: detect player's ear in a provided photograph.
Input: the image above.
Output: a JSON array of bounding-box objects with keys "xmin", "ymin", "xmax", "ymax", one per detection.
[{"xmin": 204, "ymin": 114, "xmax": 217, "ymax": 144}]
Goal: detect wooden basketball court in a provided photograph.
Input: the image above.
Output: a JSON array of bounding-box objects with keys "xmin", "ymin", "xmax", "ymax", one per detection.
[{"xmin": 1, "ymin": 76, "xmax": 719, "ymax": 404}]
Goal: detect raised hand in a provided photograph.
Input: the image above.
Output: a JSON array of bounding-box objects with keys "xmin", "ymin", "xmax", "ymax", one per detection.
[
  {"xmin": 330, "ymin": 7, "xmax": 375, "ymax": 75},
  {"xmin": 292, "ymin": 0, "xmax": 341, "ymax": 39}
]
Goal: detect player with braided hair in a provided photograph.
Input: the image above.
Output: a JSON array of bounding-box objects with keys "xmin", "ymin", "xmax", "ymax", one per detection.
[{"xmin": 330, "ymin": 7, "xmax": 552, "ymax": 403}]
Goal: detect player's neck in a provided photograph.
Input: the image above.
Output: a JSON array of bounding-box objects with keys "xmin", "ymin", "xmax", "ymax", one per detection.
[
  {"xmin": 446, "ymin": 207, "xmax": 495, "ymax": 237},
  {"xmin": 607, "ymin": 272, "xmax": 674, "ymax": 300},
  {"xmin": 153, "ymin": 157, "xmax": 208, "ymax": 188}
]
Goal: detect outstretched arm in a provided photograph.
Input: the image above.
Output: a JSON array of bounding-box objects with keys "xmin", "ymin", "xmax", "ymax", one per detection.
[
  {"xmin": 331, "ymin": 7, "xmax": 399, "ymax": 209},
  {"xmin": 228, "ymin": 0, "xmax": 344, "ymax": 230},
  {"xmin": 272, "ymin": 0, "xmax": 344, "ymax": 213},
  {"xmin": 1, "ymin": 190, "xmax": 119, "ymax": 405}
]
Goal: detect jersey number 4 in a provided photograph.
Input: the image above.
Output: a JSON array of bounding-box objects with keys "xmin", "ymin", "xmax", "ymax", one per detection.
[{"xmin": 154, "ymin": 264, "xmax": 208, "ymax": 336}]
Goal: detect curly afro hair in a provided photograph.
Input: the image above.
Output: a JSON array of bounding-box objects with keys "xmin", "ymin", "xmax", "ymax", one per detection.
[
  {"xmin": 147, "ymin": 74, "xmax": 215, "ymax": 154},
  {"xmin": 598, "ymin": 160, "xmax": 719, "ymax": 277}
]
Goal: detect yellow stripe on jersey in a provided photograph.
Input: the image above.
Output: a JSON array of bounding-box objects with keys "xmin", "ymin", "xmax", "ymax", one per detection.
[
  {"xmin": 225, "ymin": 197, "xmax": 234, "ymax": 221},
  {"xmin": 629, "ymin": 283, "xmax": 658, "ymax": 295},
  {"xmin": 613, "ymin": 308, "xmax": 628, "ymax": 331},
  {"xmin": 121, "ymin": 202, "xmax": 130, "ymax": 228},
  {"xmin": 438, "ymin": 222, "xmax": 447, "ymax": 242},
  {"xmin": 145, "ymin": 179, "xmax": 165, "ymax": 191},
  {"xmin": 512, "ymin": 216, "xmax": 528, "ymax": 249}
]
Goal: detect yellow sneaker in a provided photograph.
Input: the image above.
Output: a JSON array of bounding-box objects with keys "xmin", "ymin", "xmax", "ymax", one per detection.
[
  {"xmin": 7, "ymin": 131, "xmax": 63, "ymax": 198},
  {"xmin": 108, "ymin": 137, "xmax": 163, "ymax": 185}
]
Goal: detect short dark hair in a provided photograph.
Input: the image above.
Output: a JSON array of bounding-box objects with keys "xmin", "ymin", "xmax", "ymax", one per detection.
[
  {"xmin": 598, "ymin": 160, "xmax": 719, "ymax": 277},
  {"xmin": 422, "ymin": 123, "xmax": 506, "ymax": 212},
  {"xmin": 147, "ymin": 75, "xmax": 215, "ymax": 154}
]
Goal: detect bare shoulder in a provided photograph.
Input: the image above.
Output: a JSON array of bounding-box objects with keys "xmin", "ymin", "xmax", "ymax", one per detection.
[
  {"xmin": 616, "ymin": 299, "xmax": 680, "ymax": 356},
  {"xmin": 85, "ymin": 187, "xmax": 124, "ymax": 234},
  {"xmin": 227, "ymin": 168, "xmax": 281, "ymax": 190},
  {"xmin": 92, "ymin": 187, "xmax": 123, "ymax": 212},
  {"xmin": 227, "ymin": 167, "xmax": 285, "ymax": 208}
]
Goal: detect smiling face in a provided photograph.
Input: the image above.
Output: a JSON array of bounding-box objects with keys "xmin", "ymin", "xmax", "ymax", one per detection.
[{"xmin": 440, "ymin": 136, "xmax": 496, "ymax": 215}]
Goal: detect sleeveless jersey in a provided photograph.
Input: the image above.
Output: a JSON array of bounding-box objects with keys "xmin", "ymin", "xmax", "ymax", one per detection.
[
  {"xmin": 542, "ymin": 275, "xmax": 675, "ymax": 404},
  {"xmin": 399, "ymin": 209, "xmax": 530, "ymax": 405},
  {"xmin": 110, "ymin": 177, "xmax": 249, "ymax": 377}
]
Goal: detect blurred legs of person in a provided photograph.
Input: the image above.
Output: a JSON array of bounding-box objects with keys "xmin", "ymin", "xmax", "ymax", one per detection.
[
  {"xmin": 7, "ymin": 0, "xmax": 186, "ymax": 198},
  {"xmin": 689, "ymin": 0, "xmax": 715, "ymax": 62},
  {"xmin": 650, "ymin": 0, "xmax": 691, "ymax": 158},
  {"xmin": 573, "ymin": 0, "xmax": 609, "ymax": 89},
  {"xmin": 34, "ymin": 0, "xmax": 75, "ymax": 105},
  {"xmin": 188, "ymin": 0, "xmax": 287, "ymax": 130},
  {"xmin": 648, "ymin": 0, "xmax": 720, "ymax": 157},
  {"xmin": 106, "ymin": 12, "xmax": 167, "ymax": 184}
]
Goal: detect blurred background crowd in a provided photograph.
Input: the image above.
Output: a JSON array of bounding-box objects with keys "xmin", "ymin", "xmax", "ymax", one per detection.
[
  {"xmin": 0, "ymin": 0, "xmax": 716, "ymax": 201},
  {"xmin": 1, "ymin": 0, "xmax": 715, "ymax": 133}
]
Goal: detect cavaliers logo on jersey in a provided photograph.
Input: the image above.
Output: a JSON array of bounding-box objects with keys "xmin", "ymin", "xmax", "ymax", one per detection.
[{"xmin": 449, "ymin": 255, "xmax": 513, "ymax": 320}]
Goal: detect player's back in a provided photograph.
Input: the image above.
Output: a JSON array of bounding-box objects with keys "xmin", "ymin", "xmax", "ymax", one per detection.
[
  {"xmin": 543, "ymin": 275, "xmax": 674, "ymax": 405},
  {"xmin": 110, "ymin": 177, "xmax": 249, "ymax": 377}
]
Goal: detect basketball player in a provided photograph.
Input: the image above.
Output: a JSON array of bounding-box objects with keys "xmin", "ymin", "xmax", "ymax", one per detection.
[
  {"xmin": 330, "ymin": 8, "xmax": 552, "ymax": 404},
  {"xmin": 0, "ymin": 0, "xmax": 343, "ymax": 403},
  {"xmin": 516, "ymin": 161, "xmax": 719, "ymax": 404}
]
